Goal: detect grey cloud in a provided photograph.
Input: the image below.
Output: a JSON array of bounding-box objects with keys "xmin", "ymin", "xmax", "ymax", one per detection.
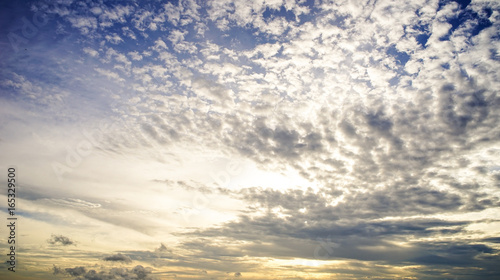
[
  {"xmin": 48, "ymin": 234, "xmax": 75, "ymax": 246},
  {"xmin": 121, "ymin": 246, "xmax": 258, "ymax": 276},
  {"xmin": 191, "ymin": 77, "xmax": 234, "ymax": 107},
  {"xmin": 176, "ymin": 179, "xmax": 498, "ymax": 272},
  {"xmin": 238, "ymin": 184, "xmax": 464, "ymax": 221},
  {"xmin": 482, "ymin": 237, "xmax": 500, "ymax": 243},
  {"xmin": 409, "ymin": 241, "xmax": 500, "ymax": 278},
  {"xmin": 180, "ymin": 211, "xmax": 500, "ymax": 277},
  {"xmin": 155, "ymin": 243, "xmax": 170, "ymax": 253},
  {"xmin": 53, "ymin": 265, "xmax": 86, "ymax": 277},
  {"xmin": 189, "ymin": 211, "xmax": 470, "ymax": 245},
  {"xmin": 224, "ymin": 118, "xmax": 328, "ymax": 165},
  {"xmin": 140, "ymin": 123, "xmax": 167, "ymax": 145},
  {"xmin": 65, "ymin": 266, "xmax": 86, "ymax": 276},
  {"xmin": 110, "ymin": 246, "xmax": 177, "ymax": 270},
  {"xmin": 437, "ymin": 83, "xmax": 491, "ymax": 135},
  {"xmin": 103, "ymin": 253, "xmax": 132, "ymax": 263},
  {"xmin": 463, "ymin": 192, "xmax": 500, "ymax": 211},
  {"xmin": 366, "ymin": 110, "xmax": 393, "ymax": 132},
  {"xmin": 362, "ymin": 186, "xmax": 463, "ymax": 215},
  {"xmin": 65, "ymin": 265, "xmax": 155, "ymax": 280},
  {"xmin": 52, "ymin": 265, "xmax": 64, "ymax": 275}
]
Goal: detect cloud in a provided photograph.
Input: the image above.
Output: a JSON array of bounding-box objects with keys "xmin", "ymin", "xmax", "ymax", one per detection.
[
  {"xmin": 48, "ymin": 234, "xmax": 75, "ymax": 246},
  {"xmin": 55, "ymin": 265, "xmax": 155, "ymax": 280},
  {"xmin": 132, "ymin": 9, "xmax": 154, "ymax": 32},
  {"xmin": 52, "ymin": 265, "xmax": 64, "ymax": 275},
  {"xmin": 52, "ymin": 265, "xmax": 87, "ymax": 277},
  {"xmin": 67, "ymin": 16, "xmax": 98, "ymax": 34},
  {"xmin": 94, "ymin": 67, "xmax": 125, "ymax": 83},
  {"xmin": 105, "ymin": 33, "xmax": 123, "ymax": 44},
  {"xmin": 83, "ymin": 47, "xmax": 99, "ymax": 57},
  {"xmin": 49, "ymin": 198, "xmax": 101, "ymax": 209},
  {"xmin": 103, "ymin": 253, "xmax": 132, "ymax": 263},
  {"xmin": 65, "ymin": 266, "xmax": 86, "ymax": 277},
  {"xmin": 99, "ymin": 4, "xmax": 133, "ymax": 26},
  {"xmin": 128, "ymin": 51, "xmax": 143, "ymax": 61},
  {"xmin": 122, "ymin": 26, "xmax": 137, "ymax": 40},
  {"xmin": 154, "ymin": 243, "xmax": 171, "ymax": 254}
]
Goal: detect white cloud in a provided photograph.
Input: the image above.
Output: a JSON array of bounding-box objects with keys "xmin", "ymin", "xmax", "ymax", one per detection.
[
  {"xmin": 90, "ymin": 6, "xmax": 102, "ymax": 15},
  {"xmin": 105, "ymin": 33, "xmax": 123, "ymax": 44},
  {"xmin": 167, "ymin": 29, "xmax": 187, "ymax": 45},
  {"xmin": 67, "ymin": 16, "xmax": 98, "ymax": 34},
  {"xmin": 153, "ymin": 38, "xmax": 168, "ymax": 51},
  {"xmin": 83, "ymin": 47, "xmax": 99, "ymax": 57},
  {"xmin": 128, "ymin": 51, "xmax": 143, "ymax": 61},
  {"xmin": 122, "ymin": 26, "xmax": 137, "ymax": 40},
  {"xmin": 163, "ymin": 2, "xmax": 181, "ymax": 26},
  {"xmin": 132, "ymin": 9, "xmax": 154, "ymax": 32},
  {"xmin": 100, "ymin": 4, "xmax": 133, "ymax": 24},
  {"xmin": 95, "ymin": 67, "xmax": 125, "ymax": 83}
]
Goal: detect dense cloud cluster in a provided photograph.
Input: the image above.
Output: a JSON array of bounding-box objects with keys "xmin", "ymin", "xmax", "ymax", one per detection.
[{"xmin": 54, "ymin": 264, "xmax": 155, "ymax": 280}]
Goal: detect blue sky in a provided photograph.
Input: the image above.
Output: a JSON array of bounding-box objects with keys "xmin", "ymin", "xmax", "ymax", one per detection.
[{"xmin": 1, "ymin": 0, "xmax": 500, "ymax": 279}]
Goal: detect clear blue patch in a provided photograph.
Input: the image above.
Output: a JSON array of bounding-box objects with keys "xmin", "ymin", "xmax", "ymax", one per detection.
[
  {"xmin": 416, "ymin": 34, "xmax": 430, "ymax": 47},
  {"xmin": 410, "ymin": 23, "xmax": 431, "ymax": 48},
  {"xmin": 386, "ymin": 45, "xmax": 410, "ymax": 66}
]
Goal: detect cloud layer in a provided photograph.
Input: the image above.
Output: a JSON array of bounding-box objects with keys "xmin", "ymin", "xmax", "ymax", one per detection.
[{"xmin": 0, "ymin": 0, "xmax": 499, "ymax": 279}]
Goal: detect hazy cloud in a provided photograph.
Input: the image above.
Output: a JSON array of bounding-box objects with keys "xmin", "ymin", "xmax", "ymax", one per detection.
[{"xmin": 48, "ymin": 234, "xmax": 75, "ymax": 246}]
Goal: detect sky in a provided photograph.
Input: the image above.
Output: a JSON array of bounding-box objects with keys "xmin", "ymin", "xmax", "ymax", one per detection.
[{"xmin": 0, "ymin": 0, "xmax": 499, "ymax": 279}]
